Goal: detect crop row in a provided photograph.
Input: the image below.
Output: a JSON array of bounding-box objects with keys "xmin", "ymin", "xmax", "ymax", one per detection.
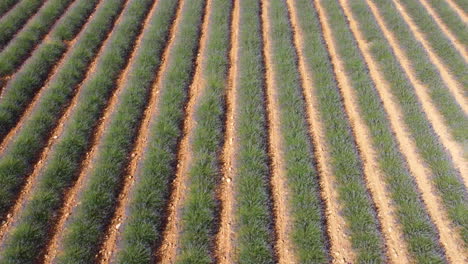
[
  {"xmin": 369, "ymin": 0, "xmax": 468, "ymax": 245},
  {"xmin": 0, "ymin": 0, "xmax": 100, "ymax": 139},
  {"xmin": 263, "ymin": 0, "xmax": 330, "ymax": 262},
  {"xmin": 311, "ymin": 0, "xmax": 395, "ymax": 261},
  {"xmin": 0, "ymin": 0, "xmax": 157, "ymax": 262},
  {"xmin": 424, "ymin": 0, "xmax": 467, "ymax": 47},
  {"xmin": 0, "ymin": 0, "xmax": 19, "ymax": 18},
  {"xmin": 452, "ymin": 0, "xmax": 468, "ymax": 13},
  {"xmin": 0, "ymin": 0, "xmax": 88, "ymax": 77},
  {"xmin": 171, "ymin": 0, "xmax": 231, "ymax": 262},
  {"xmin": 0, "ymin": 0, "xmax": 127, "ymax": 248},
  {"xmin": 379, "ymin": 0, "xmax": 467, "ymax": 144},
  {"xmin": 228, "ymin": 0, "xmax": 277, "ymax": 262},
  {"xmin": 52, "ymin": 1, "xmax": 183, "ymax": 263},
  {"xmin": 112, "ymin": 0, "xmax": 208, "ymax": 262},
  {"xmin": 321, "ymin": 0, "xmax": 448, "ymax": 262},
  {"xmin": 396, "ymin": 0, "xmax": 467, "ymax": 89},
  {"xmin": 0, "ymin": 0, "xmax": 45, "ymax": 48}
]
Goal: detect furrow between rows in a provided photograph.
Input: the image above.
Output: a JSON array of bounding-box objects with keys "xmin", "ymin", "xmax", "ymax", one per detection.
[
  {"xmin": 157, "ymin": 0, "xmax": 209, "ymax": 261},
  {"xmin": 0, "ymin": 0, "xmax": 77, "ymax": 79},
  {"xmin": 43, "ymin": 0, "xmax": 160, "ymax": 262},
  {"xmin": 315, "ymin": 0, "xmax": 389, "ymax": 262},
  {"xmin": 445, "ymin": 0, "xmax": 468, "ymax": 22},
  {"xmin": 229, "ymin": 1, "xmax": 276, "ymax": 262},
  {"xmin": 216, "ymin": 0, "xmax": 239, "ymax": 262},
  {"xmin": 317, "ymin": 0, "xmax": 447, "ymax": 262},
  {"xmin": 89, "ymin": 0, "xmax": 206, "ymax": 262},
  {"xmin": 392, "ymin": 0, "xmax": 468, "ymax": 108},
  {"xmin": 0, "ymin": 0, "xmax": 47, "ymax": 49},
  {"xmin": 0, "ymin": 0, "xmax": 128, "ymax": 243},
  {"xmin": 0, "ymin": 0, "xmax": 153, "ymax": 262},
  {"xmin": 360, "ymin": 0, "xmax": 468, "ymax": 186},
  {"xmin": 260, "ymin": 1, "xmax": 296, "ymax": 263},
  {"xmin": 349, "ymin": 0, "xmax": 467, "ymax": 261},
  {"xmin": 173, "ymin": 0, "xmax": 231, "ymax": 261},
  {"xmin": 419, "ymin": 0, "xmax": 468, "ymax": 61},
  {"xmin": 0, "ymin": 0, "xmax": 20, "ymax": 19},
  {"xmin": 0, "ymin": 0, "xmax": 103, "ymax": 155},
  {"xmin": 42, "ymin": 0, "xmax": 163, "ymax": 262},
  {"xmin": 322, "ymin": 0, "xmax": 411, "ymax": 261},
  {"xmin": 286, "ymin": 1, "xmax": 354, "ymax": 261},
  {"xmin": 0, "ymin": 0, "xmax": 101, "ymax": 142},
  {"xmin": 94, "ymin": 0, "xmax": 182, "ymax": 262}
]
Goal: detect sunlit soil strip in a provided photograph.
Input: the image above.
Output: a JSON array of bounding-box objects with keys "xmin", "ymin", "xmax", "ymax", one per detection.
[
  {"xmin": 320, "ymin": 0, "xmax": 412, "ymax": 262},
  {"xmin": 216, "ymin": 0, "xmax": 238, "ymax": 262},
  {"xmin": 392, "ymin": 0, "xmax": 468, "ymax": 115},
  {"xmin": 367, "ymin": 0, "xmax": 468, "ymax": 188},
  {"xmin": 418, "ymin": 0, "xmax": 468, "ymax": 67},
  {"xmin": 445, "ymin": 0, "xmax": 468, "ymax": 23},
  {"xmin": 300, "ymin": 0, "xmax": 357, "ymax": 263},
  {"xmin": 157, "ymin": 0, "xmax": 209, "ymax": 262},
  {"xmin": 261, "ymin": 1, "xmax": 297, "ymax": 262},
  {"xmin": 348, "ymin": 0, "xmax": 467, "ymax": 262}
]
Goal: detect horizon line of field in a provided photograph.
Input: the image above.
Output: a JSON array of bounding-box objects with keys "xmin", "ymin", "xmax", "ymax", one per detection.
[{"xmin": 0, "ymin": 0, "xmax": 466, "ymax": 262}]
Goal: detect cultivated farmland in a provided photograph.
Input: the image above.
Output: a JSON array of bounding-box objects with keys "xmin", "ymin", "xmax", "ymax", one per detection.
[{"xmin": 0, "ymin": 0, "xmax": 466, "ymax": 263}]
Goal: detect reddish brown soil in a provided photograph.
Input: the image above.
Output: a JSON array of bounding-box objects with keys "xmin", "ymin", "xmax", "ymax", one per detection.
[
  {"xmin": 351, "ymin": 0, "xmax": 467, "ymax": 261},
  {"xmin": 216, "ymin": 0, "xmax": 239, "ymax": 262},
  {"xmin": 261, "ymin": 1, "xmax": 297, "ymax": 263},
  {"xmin": 157, "ymin": 0, "xmax": 209, "ymax": 262}
]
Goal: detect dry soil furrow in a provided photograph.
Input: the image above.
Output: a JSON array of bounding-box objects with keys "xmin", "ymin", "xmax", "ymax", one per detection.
[
  {"xmin": 350, "ymin": 0, "xmax": 467, "ymax": 261},
  {"xmin": 157, "ymin": 0, "xmax": 209, "ymax": 262},
  {"xmin": 0, "ymin": 1, "xmax": 21, "ymax": 20},
  {"xmin": 418, "ymin": 0, "xmax": 468, "ymax": 65},
  {"xmin": 0, "ymin": 0, "xmax": 96, "ymax": 94},
  {"xmin": 216, "ymin": 0, "xmax": 238, "ymax": 262},
  {"xmin": 0, "ymin": 0, "xmax": 79, "ymax": 71},
  {"xmin": 366, "ymin": 0, "xmax": 468, "ymax": 187},
  {"xmin": 40, "ymin": 2, "xmax": 146, "ymax": 263},
  {"xmin": 0, "ymin": 0, "xmax": 121, "ymax": 247},
  {"xmin": 95, "ymin": 0, "xmax": 184, "ymax": 262},
  {"xmin": 0, "ymin": 0, "xmax": 49, "ymax": 52},
  {"xmin": 298, "ymin": 1, "xmax": 356, "ymax": 263},
  {"xmin": 320, "ymin": 0, "xmax": 412, "ymax": 262},
  {"xmin": 260, "ymin": 1, "xmax": 296, "ymax": 263},
  {"xmin": 0, "ymin": 0, "xmax": 104, "ymax": 154},
  {"xmin": 392, "ymin": 0, "xmax": 468, "ymax": 114},
  {"xmin": 120, "ymin": 1, "xmax": 185, "ymax": 260},
  {"xmin": 0, "ymin": 77, "xmax": 8, "ymax": 95},
  {"xmin": 445, "ymin": 0, "xmax": 468, "ymax": 23}
]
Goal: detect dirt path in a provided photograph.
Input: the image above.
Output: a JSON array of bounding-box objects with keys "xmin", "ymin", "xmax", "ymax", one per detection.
[
  {"xmin": 0, "ymin": 0, "xmax": 117, "ymax": 248},
  {"xmin": 418, "ymin": 0, "xmax": 468, "ymax": 65},
  {"xmin": 314, "ymin": 0, "xmax": 372, "ymax": 263},
  {"xmin": 40, "ymin": 1, "xmax": 143, "ymax": 262},
  {"xmin": 366, "ymin": 0, "xmax": 468, "ymax": 188},
  {"xmin": 313, "ymin": 2, "xmax": 358, "ymax": 263},
  {"xmin": 350, "ymin": 0, "xmax": 467, "ymax": 262},
  {"xmin": 0, "ymin": 0, "xmax": 50, "ymax": 52},
  {"xmin": 0, "ymin": 77, "xmax": 7, "ymax": 95},
  {"xmin": 0, "ymin": 0, "xmax": 80, "ymax": 71},
  {"xmin": 0, "ymin": 0, "xmax": 104, "ymax": 154},
  {"xmin": 392, "ymin": 0, "xmax": 468, "ymax": 115},
  {"xmin": 445, "ymin": 0, "xmax": 468, "ymax": 23},
  {"xmin": 216, "ymin": 0, "xmax": 238, "ymax": 262},
  {"xmin": 0, "ymin": 1, "xmax": 21, "ymax": 21},
  {"xmin": 96, "ymin": 0, "xmax": 185, "ymax": 262},
  {"xmin": 157, "ymin": 0, "xmax": 209, "ymax": 262},
  {"xmin": 0, "ymin": 0, "xmax": 99, "ymax": 95},
  {"xmin": 318, "ymin": 0, "xmax": 411, "ymax": 262},
  {"xmin": 260, "ymin": 1, "xmax": 296, "ymax": 263}
]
